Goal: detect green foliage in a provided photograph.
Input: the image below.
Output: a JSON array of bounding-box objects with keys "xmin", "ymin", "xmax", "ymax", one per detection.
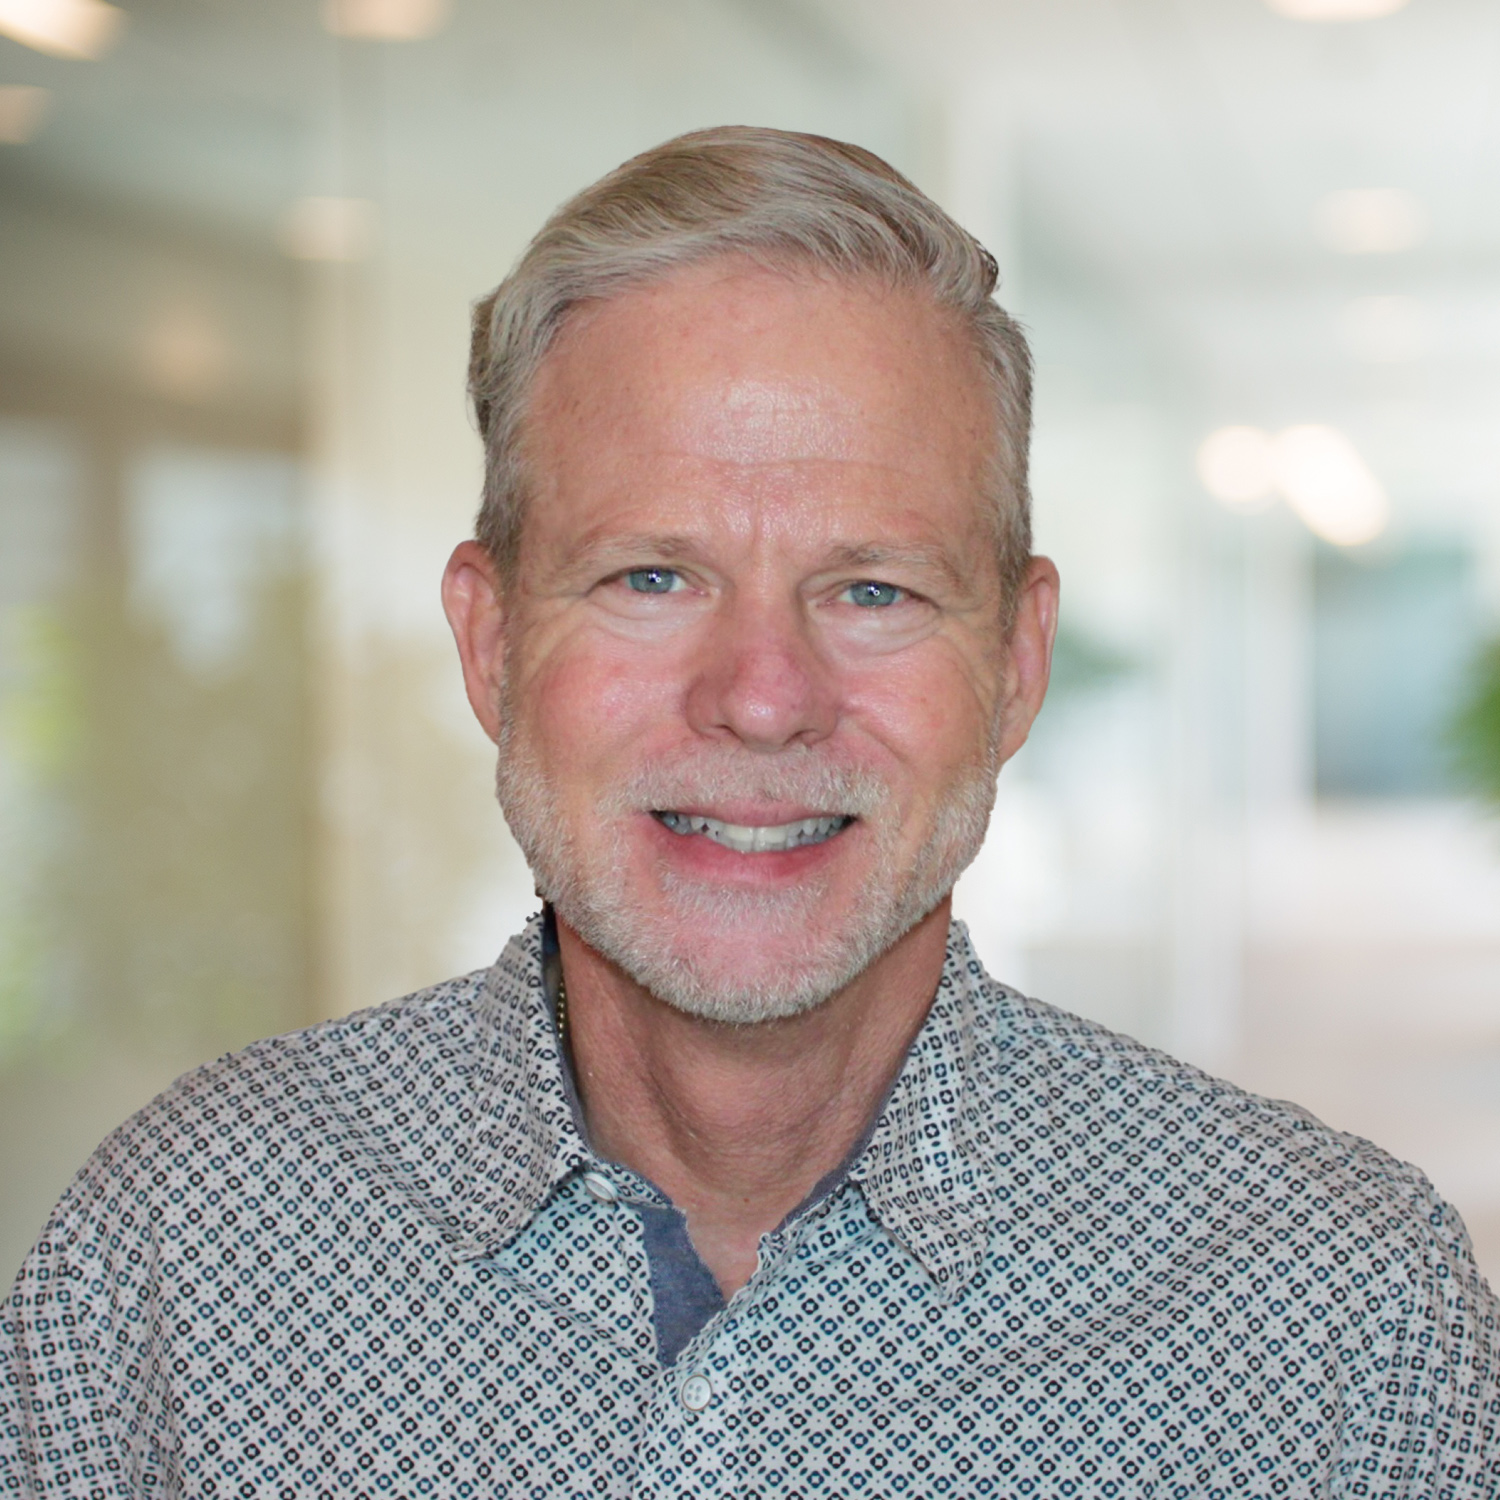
[
  {"xmin": 1448, "ymin": 636, "xmax": 1500, "ymax": 808},
  {"xmin": 1047, "ymin": 623, "xmax": 1135, "ymax": 700},
  {"xmin": 0, "ymin": 605, "xmax": 84, "ymax": 1059}
]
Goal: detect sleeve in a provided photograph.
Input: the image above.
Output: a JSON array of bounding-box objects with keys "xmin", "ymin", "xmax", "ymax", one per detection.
[
  {"xmin": 0, "ymin": 1146, "xmax": 166, "ymax": 1498},
  {"xmin": 2, "ymin": 1222, "xmax": 114, "ymax": 1496},
  {"xmin": 1340, "ymin": 1183, "xmax": 1500, "ymax": 1498}
]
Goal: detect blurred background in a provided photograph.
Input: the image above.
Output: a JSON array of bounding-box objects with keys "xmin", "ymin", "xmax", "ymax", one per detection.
[{"xmin": 3, "ymin": 0, "xmax": 1500, "ymax": 1286}]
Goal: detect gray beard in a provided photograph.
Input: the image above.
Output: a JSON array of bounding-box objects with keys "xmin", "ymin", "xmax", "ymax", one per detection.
[{"xmin": 495, "ymin": 700, "xmax": 1000, "ymax": 1025}]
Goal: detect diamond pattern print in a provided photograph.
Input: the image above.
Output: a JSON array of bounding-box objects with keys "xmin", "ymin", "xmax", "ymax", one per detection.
[{"xmin": 3, "ymin": 917, "xmax": 1496, "ymax": 1495}]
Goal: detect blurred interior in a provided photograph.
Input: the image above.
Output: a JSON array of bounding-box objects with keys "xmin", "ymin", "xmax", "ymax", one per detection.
[{"xmin": 3, "ymin": 0, "xmax": 1499, "ymax": 1287}]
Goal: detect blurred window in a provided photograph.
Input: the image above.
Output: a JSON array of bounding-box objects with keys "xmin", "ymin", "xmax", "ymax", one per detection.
[
  {"xmin": 125, "ymin": 446, "xmax": 302, "ymax": 679},
  {"xmin": 1314, "ymin": 542, "xmax": 1478, "ymax": 798}
]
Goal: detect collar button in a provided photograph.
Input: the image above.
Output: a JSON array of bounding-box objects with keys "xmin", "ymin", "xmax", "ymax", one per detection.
[{"xmin": 581, "ymin": 1170, "xmax": 618, "ymax": 1204}]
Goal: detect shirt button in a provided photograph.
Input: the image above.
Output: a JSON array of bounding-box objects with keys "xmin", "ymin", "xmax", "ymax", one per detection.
[
  {"xmin": 581, "ymin": 1171, "xmax": 617, "ymax": 1203},
  {"xmin": 679, "ymin": 1373, "xmax": 713, "ymax": 1412}
]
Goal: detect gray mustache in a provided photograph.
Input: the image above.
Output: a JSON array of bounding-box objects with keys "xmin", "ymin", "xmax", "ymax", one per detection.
[{"xmin": 607, "ymin": 750, "xmax": 892, "ymax": 819}]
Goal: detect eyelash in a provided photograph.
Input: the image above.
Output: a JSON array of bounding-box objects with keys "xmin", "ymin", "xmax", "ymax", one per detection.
[
  {"xmin": 616, "ymin": 569, "xmax": 912, "ymax": 611},
  {"xmin": 841, "ymin": 581, "xmax": 904, "ymax": 608},
  {"xmin": 624, "ymin": 567, "xmax": 684, "ymax": 594}
]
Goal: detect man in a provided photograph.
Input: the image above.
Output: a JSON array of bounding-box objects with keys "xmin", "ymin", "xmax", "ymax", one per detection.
[{"xmin": 2, "ymin": 127, "xmax": 1495, "ymax": 1496}]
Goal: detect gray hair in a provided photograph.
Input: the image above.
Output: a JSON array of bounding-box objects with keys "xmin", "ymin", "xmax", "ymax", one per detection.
[{"xmin": 469, "ymin": 125, "xmax": 1033, "ymax": 612}]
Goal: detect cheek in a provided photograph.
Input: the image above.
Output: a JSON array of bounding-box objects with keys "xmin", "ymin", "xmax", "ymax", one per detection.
[
  {"xmin": 521, "ymin": 633, "xmax": 686, "ymax": 767},
  {"xmin": 845, "ymin": 650, "xmax": 998, "ymax": 788}
]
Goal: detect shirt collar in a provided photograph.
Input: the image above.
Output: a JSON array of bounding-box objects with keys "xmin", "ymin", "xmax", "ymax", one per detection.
[
  {"xmin": 847, "ymin": 921, "xmax": 1011, "ymax": 1297},
  {"xmin": 449, "ymin": 913, "xmax": 1010, "ymax": 1295},
  {"xmin": 444, "ymin": 912, "xmax": 593, "ymax": 1259}
]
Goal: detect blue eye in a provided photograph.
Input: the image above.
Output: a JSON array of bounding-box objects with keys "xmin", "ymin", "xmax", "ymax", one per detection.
[
  {"xmin": 626, "ymin": 568, "xmax": 679, "ymax": 594},
  {"xmin": 846, "ymin": 581, "xmax": 902, "ymax": 608}
]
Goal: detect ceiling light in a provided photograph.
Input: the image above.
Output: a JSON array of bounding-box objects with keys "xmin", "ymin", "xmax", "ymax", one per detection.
[
  {"xmin": 1197, "ymin": 426, "xmax": 1276, "ymax": 509},
  {"xmin": 0, "ymin": 84, "xmax": 49, "ymax": 143},
  {"xmin": 1314, "ymin": 189, "xmax": 1426, "ymax": 255},
  {"xmin": 0, "ymin": 0, "xmax": 123, "ymax": 59},
  {"xmin": 1341, "ymin": 295, "xmax": 1428, "ymax": 363},
  {"xmin": 1271, "ymin": 425, "xmax": 1388, "ymax": 546},
  {"xmin": 1264, "ymin": 0, "xmax": 1408, "ymax": 18},
  {"xmin": 322, "ymin": 0, "xmax": 449, "ymax": 40},
  {"xmin": 138, "ymin": 305, "xmax": 230, "ymax": 404},
  {"xmin": 278, "ymin": 197, "xmax": 377, "ymax": 262}
]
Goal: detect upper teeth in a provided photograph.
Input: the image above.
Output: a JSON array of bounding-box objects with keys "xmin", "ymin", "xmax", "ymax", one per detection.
[{"xmin": 656, "ymin": 811, "xmax": 851, "ymax": 853}]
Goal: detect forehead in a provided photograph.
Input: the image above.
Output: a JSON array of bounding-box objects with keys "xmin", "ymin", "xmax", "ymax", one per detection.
[{"xmin": 522, "ymin": 261, "xmax": 997, "ymax": 547}]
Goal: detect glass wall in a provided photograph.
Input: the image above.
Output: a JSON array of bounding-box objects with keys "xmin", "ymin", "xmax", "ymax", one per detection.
[{"xmin": 3, "ymin": 0, "xmax": 1498, "ymax": 1286}]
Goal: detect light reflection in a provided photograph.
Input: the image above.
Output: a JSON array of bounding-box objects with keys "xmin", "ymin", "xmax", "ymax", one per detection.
[
  {"xmin": 321, "ymin": 0, "xmax": 449, "ymax": 41},
  {"xmin": 0, "ymin": 0, "xmax": 122, "ymax": 60},
  {"xmin": 1199, "ymin": 424, "xmax": 1389, "ymax": 547},
  {"xmin": 138, "ymin": 305, "xmax": 231, "ymax": 404},
  {"xmin": 0, "ymin": 85, "xmax": 49, "ymax": 144},
  {"xmin": 277, "ymin": 197, "xmax": 377, "ymax": 262},
  {"xmin": 1264, "ymin": 0, "xmax": 1409, "ymax": 17},
  {"xmin": 1271, "ymin": 425, "xmax": 1389, "ymax": 547},
  {"xmin": 1196, "ymin": 426, "xmax": 1276, "ymax": 509},
  {"xmin": 1314, "ymin": 189, "xmax": 1427, "ymax": 255}
]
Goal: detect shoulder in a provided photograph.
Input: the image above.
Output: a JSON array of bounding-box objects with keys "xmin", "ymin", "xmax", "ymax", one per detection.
[
  {"xmin": 943, "ymin": 952, "xmax": 1499, "ymax": 1474},
  {"xmin": 31, "ymin": 963, "xmax": 508, "ymax": 1266},
  {"xmin": 970, "ymin": 976, "xmax": 1498, "ymax": 1404},
  {"xmin": 979, "ymin": 974, "xmax": 1476, "ymax": 1279}
]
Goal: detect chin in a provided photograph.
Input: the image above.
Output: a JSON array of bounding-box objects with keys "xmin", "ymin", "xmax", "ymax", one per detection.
[
  {"xmin": 574, "ymin": 925, "xmax": 890, "ymax": 1026},
  {"xmin": 552, "ymin": 832, "xmax": 974, "ymax": 1025},
  {"xmin": 574, "ymin": 885, "xmax": 887, "ymax": 1025}
]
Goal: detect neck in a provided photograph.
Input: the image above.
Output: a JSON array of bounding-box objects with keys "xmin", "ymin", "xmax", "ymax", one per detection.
[{"xmin": 557, "ymin": 901, "xmax": 951, "ymax": 1298}]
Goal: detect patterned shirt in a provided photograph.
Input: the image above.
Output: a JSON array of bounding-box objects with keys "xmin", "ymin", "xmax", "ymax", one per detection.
[{"xmin": 3, "ymin": 916, "xmax": 1497, "ymax": 1497}]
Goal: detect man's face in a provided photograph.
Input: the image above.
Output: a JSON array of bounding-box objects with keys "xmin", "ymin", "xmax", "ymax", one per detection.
[{"xmin": 469, "ymin": 262, "xmax": 1042, "ymax": 1022}]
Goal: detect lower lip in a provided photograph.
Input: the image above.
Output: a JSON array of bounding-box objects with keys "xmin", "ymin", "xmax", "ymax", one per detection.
[{"xmin": 642, "ymin": 813, "xmax": 854, "ymax": 882}]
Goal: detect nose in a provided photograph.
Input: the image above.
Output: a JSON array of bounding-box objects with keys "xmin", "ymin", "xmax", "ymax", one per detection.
[{"xmin": 683, "ymin": 590, "xmax": 839, "ymax": 751}]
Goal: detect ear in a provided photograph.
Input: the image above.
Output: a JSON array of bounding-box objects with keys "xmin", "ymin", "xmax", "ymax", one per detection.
[
  {"xmin": 993, "ymin": 556, "xmax": 1061, "ymax": 765},
  {"xmin": 442, "ymin": 540, "xmax": 509, "ymax": 744}
]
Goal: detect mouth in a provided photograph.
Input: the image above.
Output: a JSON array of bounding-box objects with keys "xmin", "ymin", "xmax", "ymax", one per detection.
[{"xmin": 653, "ymin": 810, "xmax": 854, "ymax": 854}]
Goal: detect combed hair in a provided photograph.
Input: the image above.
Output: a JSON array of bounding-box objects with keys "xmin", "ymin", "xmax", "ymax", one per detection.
[{"xmin": 468, "ymin": 125, "xmax": 1034, "ymax": 614}]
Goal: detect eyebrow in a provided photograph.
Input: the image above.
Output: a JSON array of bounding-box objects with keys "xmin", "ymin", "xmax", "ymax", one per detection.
[
  {"xmin": 820, "ymin": 542, "xmax": 970, "ymax": 592},
  {"xmin": 559, "ymin": 532, "xmax": 704, "ymax": 572}
]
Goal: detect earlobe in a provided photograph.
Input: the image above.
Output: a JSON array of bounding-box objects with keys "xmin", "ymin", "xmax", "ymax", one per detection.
[
  {"xmin": 995, "ymin": 556, "xmax": 1061, "ymax": 764},
  {"xmin": 442, "ymin": 540, "xmax": 509, "ymax": 744}
]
